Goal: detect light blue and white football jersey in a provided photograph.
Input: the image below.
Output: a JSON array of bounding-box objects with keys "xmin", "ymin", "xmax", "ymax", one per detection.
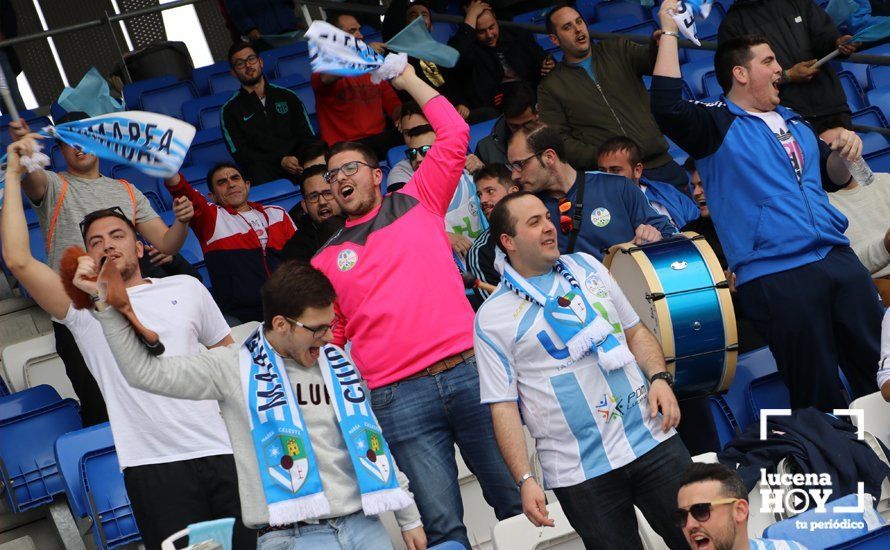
[
  {"xmin": 749, "ymin": 538, "xmax": 808, "ymax": 550},
  {"xmin": 474, "ymin": 252, "xmax": 676, "ymax": 488}
]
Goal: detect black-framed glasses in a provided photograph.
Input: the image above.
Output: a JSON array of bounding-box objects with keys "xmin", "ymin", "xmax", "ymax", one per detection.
[
  {"xmin": 672, "ymin": 498, "xmax": 739, "ymax": 527},
  {"xmin": 506, "ymin": 151, "xmax": 541, "ymax": 172},
  {"xmin": 285, "ymin": 317, "xmax": 334, "ymax": 339},
  {"xmin": 232, "ymin": 54, "xmax": 260, "ymax": 69},
  {"xmin": 324, "ymin": 160, "xmax": 376, "ymax": 183},
  {"xmin": 79, "ymin": 206, "xmax": 128, "ymax": 239},
  {"xmin": 405, "ymin": 145, "xmax": 433, "ymax": 161},
  {"xmin": 305, "ymin": 190, "xmax": 334, "ymax": 204}
]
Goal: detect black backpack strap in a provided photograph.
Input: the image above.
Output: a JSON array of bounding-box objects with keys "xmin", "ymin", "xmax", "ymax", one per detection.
[{"xmin": 566, "ymin": 174, "xmax": 586, "ymax": 254}]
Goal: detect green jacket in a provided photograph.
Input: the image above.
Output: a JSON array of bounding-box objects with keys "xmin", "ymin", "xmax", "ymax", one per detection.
[{"xmin": 537, "ymin": 38, "xmax": 672, "ymax": 171}]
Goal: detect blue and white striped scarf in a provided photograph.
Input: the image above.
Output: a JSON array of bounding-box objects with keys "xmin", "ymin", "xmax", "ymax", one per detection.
[
  {"xmin": 500, "ymin": 257, "xmax": 635, "ymax": 371},
  {"xmin": 241, "ymin": 329, "xmax": 412, "ymax": 525}
]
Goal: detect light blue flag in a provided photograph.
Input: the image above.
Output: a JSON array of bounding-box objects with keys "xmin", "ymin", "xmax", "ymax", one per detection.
[
  {"xmin": 57, "ymin": 67, "xmax": 125, "ymax": 118},
  {"xmin": 386, "ymin": 17, "xmax": 460, "ymax": 68},
  {"xmin": 851, "ymin": 16, "xmax": 890, "ymax": 42}
]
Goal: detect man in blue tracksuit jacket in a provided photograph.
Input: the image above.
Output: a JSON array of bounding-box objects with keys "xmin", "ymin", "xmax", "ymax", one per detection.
[
  {"xmin": 597, "ymin": 135, "xmax": 700, "ymax": 229},
  {"xmin": 649, "ymin": 0, "xmax": 882, "ymax": 411},
  {"xmin": 506, "ymin": 121, "xmax": 676, "ymax": 261}
]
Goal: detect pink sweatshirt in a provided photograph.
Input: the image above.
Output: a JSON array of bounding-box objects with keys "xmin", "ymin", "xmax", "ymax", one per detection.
[{"xmin": 312, "ymin": 95, "xmax": 473, "ymax": 389}]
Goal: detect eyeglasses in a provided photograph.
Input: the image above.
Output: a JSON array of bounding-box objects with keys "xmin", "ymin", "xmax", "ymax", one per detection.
[
  {"xmin": 324, "ymin": 160, "xmax": 376, "ymax": 183},
  {"xmin": 557, "ymin": 197, "xmax": 573, "ymax": 234},
  {"xmin": 672, "ymin": 498, "xmax": 739, "ymax": 527},
  {"xmin": 405, "ymin": 145, "xmax": 433, "ymax": 161},
  {"xmin": 506, "ymin": 151, "xmax": 541, "ymax": 172},
  {"xmin": 232, "ymin": 55, "xmax": 260, "ymax": 69},
  {"xmin": 305, "ymin": 190, "xmax": 334, "ymax": 204},
  {"xmin": 80, "ymin": 206, "xmax": 128, "ymax": 239},
  {"xmin": 285, "ymin": 317, "xmax": 334, "ymax": 339}
]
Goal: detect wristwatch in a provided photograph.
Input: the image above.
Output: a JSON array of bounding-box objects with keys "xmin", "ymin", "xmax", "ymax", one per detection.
[
  {"xmin": 517, "ymin": 472, "xmax": 536, "ymax": 488},
  {"xmin": 650, "ymin": 371, "xmax": 674, "ymax": 388}
]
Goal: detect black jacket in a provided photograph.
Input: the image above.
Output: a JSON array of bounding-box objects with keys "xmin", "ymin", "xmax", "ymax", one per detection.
[
  {"xmin": 474, "ymin": 116, "xmax": 509, "ymax": 165},
  {"xmin": 449, "ymin": 24, "xmax": 545, "ymax": 109},
  {"xmin": 718, "ymin": 0, "xmax": 850, "ymax": 121},
  {"xmin": 281, "ymin": 210, "xmax": 346, "ymax": 262},
  {"xmin": 220, "ymin": 79, "xmax": 315, "ymax": 184},
  {"xmin": 718, "ymin": 408, "xmax": 890, "ymax": 500}
]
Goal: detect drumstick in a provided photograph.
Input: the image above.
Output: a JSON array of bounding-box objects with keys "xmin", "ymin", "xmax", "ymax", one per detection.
[{"xmin": 0, "ymin": 69, "xmax": 20, "ymax": 121}]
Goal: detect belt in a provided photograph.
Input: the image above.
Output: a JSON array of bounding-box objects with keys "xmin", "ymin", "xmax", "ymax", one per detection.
[
  {"xmin": 257, "ymin": 518, "xmax": 329, "ymax": 537},
  {"xmin": 404, "ymin": 350, "xmax": 475, "ymax": 381}
]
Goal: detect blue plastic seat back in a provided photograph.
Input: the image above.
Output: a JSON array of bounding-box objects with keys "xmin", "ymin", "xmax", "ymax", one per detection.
[
  {"xmin": 746, "ymin": 371, "xmax": 791, "ymax": 421},
  {"xmin": 469, "ymin": 119, "xmax": 498, "ymax": 152},
  {"xmin": 828, "ymin": 524, "xmax": 890, "ymax": 549},
  {"xmin": 182, "ymin": 91, "xmax": 234, "ymax": 131},
  {"xmin": 208, "ymin": 72, "xmax": 240, "ymax": 95},
  {"xmin": 430, "ymin": 23, "xmax": 456, "ymax": 43},
  {"xmin": 1, "ymin": 113, "xmax": 51, "ymax": 151},
  {"xmin": 867, "ymin": 88, "xmax": 890, "ymax": 122},
  {"xmin": 123, "ymin": 76, "xmax": 179, "ymax": 110},
  {"xmin": 589, "ymin": 15, "xmax": 641, "ymax": 34},
  {"xmin": 703, "ymin": 70, "xmax": 722, "ymax": 98},
  {"xmin": 851, "ymin": 106, "xmax": 889, "ymax": 130},
  {"xmin": 250, "ymin": 179, "xmax": 300, "ymax": 207},
  {"xmin": 189, "ymin": 127, "xmax": 231, "ymax": 168},
  {"xmin": 865, "ymin": 147, "xmax": 890, "ymax": 173},
  {"xmin": 139, "ymin": 81, "xmax": 198, "ymax": 119},
  {"xmin": 28, "ymin": 225, "xmax": 47, "ymax": 264},
  {"xmin": 276, "ymin": 54, "xmax": 312, "ymax": 84},
  {"xmin": 54, "ymin": 422, "xmax": 113, "ymax": 519},
  {"xmin": 82, "ymin": 447, "xmax": 141, "ymax": 549},
  {"xmin": 192, "ymin": 61, "xmax": 231, "ymax": 95},
  {"xmin": 707, "ymin": 394, "xmax": 740, "ymax": 449},
  {"xmin": 180, "ymin": 164, "xmax": 211, "ymax": 190},
  {"xmin": 0, "ymin": 397, "xmax": 81, "ymax": 512},
  {"xmin": 595, "ymin": 1, "xmax": 651, "ymax": 23},
  {"xmin": 861, "ymin": 131, "xmax": 890, "ymax": 156},
  {"xmin": 513, "ymin": 9, "xmax": 548, "ymax": 25},
  {"xmin": 722, "ymin": 346, "xmax": 780, "ymax": 432},
  {"xmin": 839, "ymin": 71, "xmax": 867, "ymax": 111},
  {"xmin": 0, "ymin": 384, "xmax": 61, "ymax": 420},
  {"xmin": 682, "ymin": 59, "xmax": 716, "ymax": 99},
  {"xmin": 576, "ymin": 0, "xmax": 599, "ymax": 21},
  {"xmin": 387, "ymin": 144, "xmax": 408, "ymax": 168},
  {"xmin": 260, "ymin": 41, "xmax": 309, "ymax": 79}
]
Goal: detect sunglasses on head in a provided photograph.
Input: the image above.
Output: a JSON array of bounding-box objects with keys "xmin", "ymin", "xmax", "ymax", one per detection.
[
  {"xmin": 79, "ymin": 206, "xmax": 128, "ymax": 239},
  {"xmin": 672, "ymin": 498, "xmax": 739, "ymax": 527},
  {"xmin": 405, "ymin": 145, "xmax": 433, "ymax": 161},
  {"xmin": 557, "ymin": 197, "xmax": 573, "ymax": 234}
]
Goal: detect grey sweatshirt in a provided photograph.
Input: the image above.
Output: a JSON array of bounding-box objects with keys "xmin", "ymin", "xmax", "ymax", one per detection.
[{"xmin": 93, "ymin": 308, "xmax": 422, "ymax": 530}]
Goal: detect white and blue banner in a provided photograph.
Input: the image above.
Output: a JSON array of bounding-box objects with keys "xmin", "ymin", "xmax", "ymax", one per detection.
[
  {"xmin": 670, "ymin": 0, "xmax": 714, "ymax": 47},
  {"xmin": 305, "ymin": 20, "xmax": 386, "ymax": 77}
]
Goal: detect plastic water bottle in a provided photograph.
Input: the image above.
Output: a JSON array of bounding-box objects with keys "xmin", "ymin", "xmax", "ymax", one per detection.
[{"xmin": 845, "ymin": 156, "xmax": 875, "ymax": 186}]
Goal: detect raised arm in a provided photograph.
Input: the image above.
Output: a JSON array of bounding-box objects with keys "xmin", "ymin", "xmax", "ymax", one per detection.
[
  {"xmin": 394, "ymin": 64, "xmax": 470, "ymax": 215},
  {"xmin": 7, "ymin": 121, "xmax": 49, "ymax": 202},
  {"xmin": 92, "ymin": 306, "xmax": 237, "ymax": 402},
  {"xmin": 164, "ymin": 172, "xmax": 217, "ymax": 242},
  {"xmin": 1, "ymin": 138, "xmax": 72, "ymax": 320},
  {"xmin": 137, "ymin": 194, "xmax": 194, "ymax": 255}
]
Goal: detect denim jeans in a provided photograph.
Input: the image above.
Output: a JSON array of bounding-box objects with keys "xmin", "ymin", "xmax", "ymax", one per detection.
[
  {"xmin": 256, "ymin": 512, "xmax": 393, "ymax": 550},
  {"xmin": 370, "ymin": 357, "xmax": 522, "ymax": 547},
  {"xmin": 553, "ymin": 435, "xmax": 692, "ymax": 550}
]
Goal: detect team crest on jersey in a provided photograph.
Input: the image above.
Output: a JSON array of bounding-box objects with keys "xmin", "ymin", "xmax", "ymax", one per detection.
[
  {"xmin": 596, "ymin": 393, "xmax": 624, "ymax": 422},
  {"xmin": 584, "ymin": 274, "xmax": 609, "ymax": 298},
  {"xmin": 590, "ymin": 207, "xmax": 611, "ymax": 227},
  {"xmin": 337, "ymin": 249, "xmax": 358, "ymax": 271},
  {"xmin": 276, "ymin": 101, "xmax": 289, "ymax": 115}
]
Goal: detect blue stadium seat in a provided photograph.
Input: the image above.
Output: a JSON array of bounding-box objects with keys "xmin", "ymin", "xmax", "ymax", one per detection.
[
  {"xmin": 534, "ymin": 33, "xmax": 555, "ymax": 52},
  {"xmin": 250, "ymin": 178, "xmax": 300, "ymax": 206},
  {"xmin": 861, "ymin": 43, "xmax": 890, "ymax": 57},
  {"xmin": 271, "ymin": 75, "xmax": 316, "ymax": 114},
  {"xmin": 387, "ymin": 144, "xmax": 408, "ymax": 167},
  {"xmin": 594, "ymin": 0, "xmax": 651, "ymax": 23},
  {"xmin": 839, "ymin": 61, "xmax": 870, "ymax": 90},
  {"xmin": 122, "ymin": 75, "xmax": 178, "ymax": 110},
  {"xmin": 865, "ymin": 147, "xmax": 890, "ymax": 172},
  {"xmin": 81, "ymin": 447, "xmax": 141, "ymax": 549},
  {"xmin": 514, "ymin": 9, "xmax": 549, "ymax": 26},
  {"xmin": 746, "ymin": 371, "xmax": 791, "ymax": 421},
  {"xmin": 260, "ymin": 41, "xmax": 310, "ymax": 79},
  {"xmin": 29, "ymin": 225, "xmax": 47, "ymax": 264},
  {"xmin": 702, "ymin": 70, "xmax": 722, "ymax": 98},
  {"xmin": 469, "ymin": 119, "xmax": 498, "ymax": 152},
  {"xmin": 111, "ymin": 165, "xmax": 169, "ymax": 211},
  {"xmin": 839, "ymin": 71, "xmax": 867, "ymax": 111},
  {"xmin": 867, "ymin": 65, "xmax": 890, "ymax": 91},
  {"xmin": 0, "ymin": 111, "xmax": 52, "ymax": 151},
  {"xmin": 159, "ymin": 210, "xmax": 206, "ymax": 267},
  {"xmin": 49, "ymin": 142, "xmax": 66, "ymax": 172},
  {"xmin": 0, "ymin": 390, "xmax": 81, "ymax": 512},
  {"xmin": 138, "ymin": 81, "xmax": 198, "ymax": 119},
  {"xmin": 667, "ymin": 136, "xmax": 689, "ymax": 166},
  {"xmin": 695, "ymin": 17, "xmax": 720, "ymax": 40},
  {"xmin": 682, "ymin": 59, "xmax": 716, "ymax": 99},
  {"xmin": 0, "ymin": 384, "xmax": 61, "ymax": 419},
  {"xmin": 683, "ymin": 48, "xmax": 715, "ymax": 63},
  {"xmin": 54, "ymin": 422, "xmax": 113, "ymax": 520},
  {"xmin": 276, "ymin": 53, "xmax": 312, "ymax": 83},
  {"xmin": 616, "ymin": 20, "xmax": 659, "ymax": 37},
  {"xmin": 188, "ymin": 127, "xmax": 231, "ymax": 169},
  {"xmin": 717, "ymin": 346, "xmax": 780, "ymax": 433},
  {"xmin": 576, "ymin": 0, "xmax": 599, "ymax": 21},
  {"xmin": 192, "ymin": 61, "xmax": 231, "ymax": 95},
  {"xmin": 829, "ymin": 524, "xmax": 890, "ymax": 549},
  {"xmin": 182, "ymin": 92, "xmax": 234, "ymax": 131},
  {"xmin": 208, "ymin": 72, "xmax": 240, "ymax": 95},
  {"xmin": 180, "ymin": 165, "xmax": 210, "ymax": 190},
  {"xmin": 708, "ymin": 395, "xmax": 740, "ymax": 449},
  {"xmin": 866, "ymin": 87, "xmax": 890, "ymax": 121},
  {"xmin": 861, "ymin": 131, "xmax": 890, "ymax": 156},
  {"xmin": 589, "ymin": 15, "xmax": 641, "ymax": 34},
  {"xmin": 851, "ymin": 106, "xmax": 889, "ymax": 130}
]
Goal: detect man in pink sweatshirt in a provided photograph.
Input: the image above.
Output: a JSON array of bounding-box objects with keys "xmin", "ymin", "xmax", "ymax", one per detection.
[{"xmin": 312, "ymin": 63, "xmax": 522, "ymax": 547}]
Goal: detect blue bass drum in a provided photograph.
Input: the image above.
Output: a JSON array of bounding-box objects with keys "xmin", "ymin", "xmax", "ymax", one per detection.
[{"xmin": 604, "ymin": 233, "xmax": 737, "ymax": 397}]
